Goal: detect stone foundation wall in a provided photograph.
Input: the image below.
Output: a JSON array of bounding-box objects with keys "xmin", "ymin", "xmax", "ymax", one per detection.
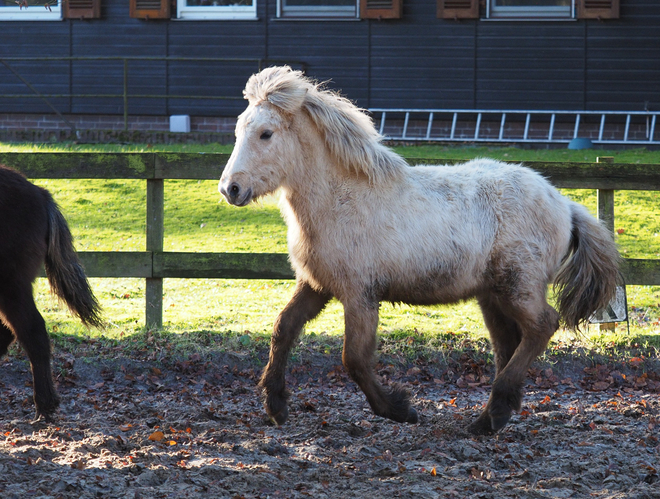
[{"xmin": 0, "ymin": 113, "xmax": 236, "ymax": 144}]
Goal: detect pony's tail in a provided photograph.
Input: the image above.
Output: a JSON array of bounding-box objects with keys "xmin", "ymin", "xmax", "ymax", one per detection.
[
  {"xmin": 553, "ymin": 203, "xmax": 620, "ymax": 330},
  {"xmin": 44, "ymin": 194, "xmax": 103, "ymax": 329}
]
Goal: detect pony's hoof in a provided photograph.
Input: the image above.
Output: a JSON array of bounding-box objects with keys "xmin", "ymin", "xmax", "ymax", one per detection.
[
  {"xmin": 268, "ymin": 406, "xmax": 289, "ymax": 426},
  {"xmin": 467, "ymin": 421, "xmax": 494, "ymax": 436},
  {"xmin": 467, "ymin": 415, "xmax": 495, "ymax": 436},
  {"xmin": 487, "ymin": 398, "xmax": 512, "ymax": 433},
  {"xmin": 467, "ymin": 409, "xmax": 511, "ymax": 435},
  {"xmin": 489, "ymin": 413, "xmax": 511, "ymax": 433},
  {"xmin": 386, "ymin": 405, "xmax": 418, "ymax": 424}
]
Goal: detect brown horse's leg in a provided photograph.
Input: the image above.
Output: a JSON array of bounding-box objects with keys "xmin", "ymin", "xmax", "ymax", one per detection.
[
  {"xmin": 259, "ymin": 281, "xmax": 331, "ymax": 425},
  {"xmin": 469, "ymin": 298, "xmax": 559, "ymax": 435},
  {"xmin": 1, "ymin": 287, "xmax": 60, "ymax": 421},
  {"xmin": 0, "ymin": 322, "xmax": 15, "ymax": 358},
  {"xmin": 342, "ymin": 301, "xmax": 418, "ymax": 424}
]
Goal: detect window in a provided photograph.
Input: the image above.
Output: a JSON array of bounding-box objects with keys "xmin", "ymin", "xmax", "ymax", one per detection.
[
  {"xmin": 176, "ymin": 0, "xmax": 256, "ymax": 20},
  {"xmin": 488, "ymin": 0, "xmax": 573, "ymax": 19},
  {"xmin": 0, "ymin": 0, "xmax": 62, "ymax": 20},
  {"xmin": 437, "ymin": 0, "xmax": 619, "ymax": 19},
  {"xmin": 361, "ymin": 0, "xmax": 401, "ymax": 19},
  {"xmin": 277, "ymin": 0, "xmax": 358, "ymax": 19}
]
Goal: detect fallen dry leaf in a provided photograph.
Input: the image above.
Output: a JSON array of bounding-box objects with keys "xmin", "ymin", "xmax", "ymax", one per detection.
[{"xmin": 148, "ymin": 430, "xmax": 165, "ymax": 442}]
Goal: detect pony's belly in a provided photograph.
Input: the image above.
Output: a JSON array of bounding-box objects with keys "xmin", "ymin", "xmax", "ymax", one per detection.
[
  {"xmin": 380, "ymin": 266, "xmax": 481, "ymax": 306},
  {"xmin": 384, "ymin": 285, "xmax": 477, "ymax": 307}
]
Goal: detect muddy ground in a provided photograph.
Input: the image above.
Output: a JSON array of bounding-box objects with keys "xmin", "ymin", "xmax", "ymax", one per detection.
[{"xmin": 1, "ymin": 337, "xmax": 659, "ymax": 499}]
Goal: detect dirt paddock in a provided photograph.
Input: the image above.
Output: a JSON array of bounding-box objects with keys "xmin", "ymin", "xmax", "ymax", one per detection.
[{"xmin": 1, "ymin": 340, "xmax": 659, "ymax": 499}]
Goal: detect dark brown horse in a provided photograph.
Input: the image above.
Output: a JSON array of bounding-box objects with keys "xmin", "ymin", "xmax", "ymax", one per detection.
[{"xmin": 0, "ymin": 164, "xmax": 102, "ymax": 421}]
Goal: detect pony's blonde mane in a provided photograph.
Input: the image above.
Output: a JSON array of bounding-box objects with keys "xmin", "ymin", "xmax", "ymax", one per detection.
[{"xmin": 244, "ymin": 66, "xmax": 407, "ymax": 182}]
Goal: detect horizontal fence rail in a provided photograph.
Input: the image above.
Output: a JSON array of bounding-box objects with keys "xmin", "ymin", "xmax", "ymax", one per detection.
[{"xmin": 0, "ymin": 152, "xmax": 658, "ymax": 328}]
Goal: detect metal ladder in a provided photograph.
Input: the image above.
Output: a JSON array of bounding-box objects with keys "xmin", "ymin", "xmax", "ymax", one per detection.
[{"xmin": 369, "ymin": 109, "xmax": 660, "ymax": 145}]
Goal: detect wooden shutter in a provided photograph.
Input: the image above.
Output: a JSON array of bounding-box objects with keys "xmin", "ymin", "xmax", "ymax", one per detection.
[
  {"xmin": 130, "ymin": 0, "xmax": 170, "ymax": 19},
  {"xmin": 577, "ymin": 0, "xmax": 619, "ymax": 19},
  {"xmin": 361, "ymin": 0, "xmax": 402, "ymax": 19},
  {"xmin": 437, "ymin": 0, "xmax": 478, "ymax": 19},
  {"xmin": 63, "ymin": 0, "xmax": 101, "ymax": 18}
]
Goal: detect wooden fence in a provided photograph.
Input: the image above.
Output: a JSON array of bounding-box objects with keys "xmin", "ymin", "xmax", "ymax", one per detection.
[{"xmin": 1, "ymin": 152, "xmax": 659, "ymax": 329}]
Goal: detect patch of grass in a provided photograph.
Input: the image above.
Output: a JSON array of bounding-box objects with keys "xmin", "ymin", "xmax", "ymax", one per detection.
[
  {"xmin": 164, "ymin": 182, "xmax": 286, "ymax": 253},
  {"xmin": 36, "ymin": 179, "xmax": 146, "ymax": 251},
  {"xmin": 2, "ymin": 142, "xmax": 658, "ymax": 361}
]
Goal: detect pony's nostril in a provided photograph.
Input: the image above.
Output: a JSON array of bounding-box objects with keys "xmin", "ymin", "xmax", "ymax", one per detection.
[{"xmin": 229, "ymin": 183, "xmax": 240, "ymax": 196}]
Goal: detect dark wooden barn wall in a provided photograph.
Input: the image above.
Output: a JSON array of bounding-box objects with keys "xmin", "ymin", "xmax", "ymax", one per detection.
[{"xmin": 0, "ymin": 0, "xmax": 657, "ymax": 117}]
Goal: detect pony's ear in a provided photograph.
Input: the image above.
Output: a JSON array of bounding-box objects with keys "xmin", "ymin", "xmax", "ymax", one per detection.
[{"xmin": 244, "ymin": 66, "xmax": 310, "ymax": 115}]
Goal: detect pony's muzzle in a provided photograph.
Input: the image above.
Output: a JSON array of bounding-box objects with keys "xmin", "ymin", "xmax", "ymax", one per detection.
[{"xmin": 219, "ymin": 180, "xmax": 253, "ymax": 207}]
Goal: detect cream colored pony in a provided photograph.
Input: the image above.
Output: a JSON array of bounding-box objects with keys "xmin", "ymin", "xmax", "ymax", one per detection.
[{"xmin": 219, "ymin": 66, "xmax": 619, "ymax": 435}]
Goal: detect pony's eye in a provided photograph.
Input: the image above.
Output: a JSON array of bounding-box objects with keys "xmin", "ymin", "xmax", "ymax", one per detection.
[{"xmin": 260, "ymin": 130, "xmax": 273, "ymax": 140}]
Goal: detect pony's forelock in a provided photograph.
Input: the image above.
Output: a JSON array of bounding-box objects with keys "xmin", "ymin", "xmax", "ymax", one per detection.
[
  {"xmin": 243, "ymin": 66, "xmax": 311, "ymax": 115},
  {"xmin": 243, "ymin": 66, "xmax": 406, "ymax": 183}
]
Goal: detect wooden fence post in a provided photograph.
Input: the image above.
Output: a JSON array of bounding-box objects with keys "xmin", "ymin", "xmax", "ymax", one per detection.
[
  {"xmin": 596, "ymin": 156, "xmax": 616, "ymax": 331},
  {"xmin": 596, "ymin": 157, "xmax": 615, "ymax": 233},
  {"xmin": 146, "ymin": 177, "xmax": 164, "ymax": 329}
]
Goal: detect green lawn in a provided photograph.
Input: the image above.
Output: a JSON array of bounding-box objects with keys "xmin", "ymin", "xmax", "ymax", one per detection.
[{"xmin": 3, "ymin": 142, "xmax": 660, "ymax": 358}]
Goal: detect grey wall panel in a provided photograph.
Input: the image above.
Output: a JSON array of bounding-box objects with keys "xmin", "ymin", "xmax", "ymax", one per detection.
[
  {"xmin": 0, "ymin": 0, "xmax": 657, "ymax": 117},
  {"xmin": 584, "ymin": 4, "xmax": 660, "ymax": 111}
]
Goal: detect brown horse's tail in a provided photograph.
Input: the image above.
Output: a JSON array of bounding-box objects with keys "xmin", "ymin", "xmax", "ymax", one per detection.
[
  {"xmin": 44, "ymin": 194, "xmax": 103, "ymax": 328},
  {"xmin": 553, "ymin": 203, "xmax": 620, "ymax": 330}
]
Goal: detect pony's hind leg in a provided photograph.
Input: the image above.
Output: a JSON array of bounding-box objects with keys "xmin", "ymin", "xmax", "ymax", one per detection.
[
  {"xmin": 468, "ymin": 295, "xmax": 523, "ymax": 434},
  {"xmin": 469, "ymin": 297, "xmax": 559, "ymax": 435},
  {"xmin": 259, "ymin": 281, "xmax": 331, "ymax": 425},
  {"xmin": 0, "ymin": 286, "xmax": 60, "ymax": 421},
  {"xmin": 342, "ymin": 301, "xmax": 418, "ymax": 424}
]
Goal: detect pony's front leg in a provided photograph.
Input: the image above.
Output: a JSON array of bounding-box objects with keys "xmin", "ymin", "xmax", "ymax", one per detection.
[
  {"xmin": 259, "ymin": 281, "xmax": 331, "ymax": 425},
  {"xmin": 342, "ymin": 301, "xmax": 418, "ymax": 424}
]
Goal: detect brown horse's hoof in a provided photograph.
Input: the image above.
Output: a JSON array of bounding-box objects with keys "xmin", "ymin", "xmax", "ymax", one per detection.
[
  {"xmin": 263, "ymin": 389, "xmax": 290, "ymax": 425},
  {"xmin": 31, "ymin": 412, "xmax": 56, "ymax": 425},
  {"xmin": 406, "ymin": 407, "xmax": 419, "ymax": 424}
]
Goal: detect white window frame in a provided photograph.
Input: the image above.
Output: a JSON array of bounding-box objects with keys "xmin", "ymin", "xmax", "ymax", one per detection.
[
  {"xmin": 487, "ymin": 0, "xmax": 574, "ymax": 20},
  {"xmin": 176, "ymin": 0, "xmax": 256, "ymax": 20},
  {"xmin": 0, "ymin": 0, "xmax": 62, "ymax": 21},
  {"xmin": 277, "ymin": 0, "xmax": 358, "ymax": 19}
]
